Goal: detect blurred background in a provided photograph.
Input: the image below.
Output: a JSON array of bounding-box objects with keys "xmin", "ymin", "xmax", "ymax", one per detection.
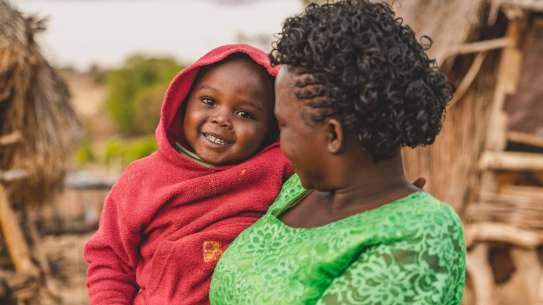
[{"xmin": 0, "ymin": 0, "xmax": 542, "ymax": 304}]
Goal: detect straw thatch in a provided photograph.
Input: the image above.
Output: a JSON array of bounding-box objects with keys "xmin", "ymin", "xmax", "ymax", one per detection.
[
  {"xmin": 388, "ymin": 0, "xmax": 486, "ymax": 65},
  {"xmin": 493, "ymin": 0, "xmax": 543, "ymax": 11},
  {"xmin": 0, "ymin": 0, "xmax": 81, "ymax": 205},
  {"xmin": 383, "ymin": 0, "xmax": 491, "ymax": 211}
]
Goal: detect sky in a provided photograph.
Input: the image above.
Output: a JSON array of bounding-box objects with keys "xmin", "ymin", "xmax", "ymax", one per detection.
[{"xmin": 15, "ymin": 0, "xmax": 302, "ymax": 70}]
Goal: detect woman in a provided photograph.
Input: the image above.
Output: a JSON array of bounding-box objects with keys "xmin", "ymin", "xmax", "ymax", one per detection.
[{"xmin": 210, "ymin": 1, "xmax": 466, "ymax": 304}]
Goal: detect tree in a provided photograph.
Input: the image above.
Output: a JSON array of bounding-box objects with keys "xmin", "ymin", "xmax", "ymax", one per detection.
[{"xmin": 105, "ymin": 55, "xmax": 183, "ymax": 135}]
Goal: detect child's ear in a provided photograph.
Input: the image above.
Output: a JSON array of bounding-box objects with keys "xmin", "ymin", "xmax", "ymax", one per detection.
[{"xmin": 325, "ymin": 118, "xmax": 343, "ymax": 154}]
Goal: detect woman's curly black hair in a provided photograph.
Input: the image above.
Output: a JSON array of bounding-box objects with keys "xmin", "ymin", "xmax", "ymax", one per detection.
[{"xmin": 269, "ymin": 0, "xmax": 453, "ymax": 161}]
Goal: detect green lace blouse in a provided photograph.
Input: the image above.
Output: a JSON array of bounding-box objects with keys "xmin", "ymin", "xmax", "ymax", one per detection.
[{"xmin": 210, "ymin": 174, "xmax": 466, "ymax": 305}]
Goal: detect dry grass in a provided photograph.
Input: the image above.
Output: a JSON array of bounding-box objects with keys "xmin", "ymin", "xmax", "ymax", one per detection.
[
  {"xmin": 388, "ymin": 0, "xmax": 486, "ymax": 65},
  {"xmin": 0, "ymin": 0, "xmax": 81, "ymax": 205}
]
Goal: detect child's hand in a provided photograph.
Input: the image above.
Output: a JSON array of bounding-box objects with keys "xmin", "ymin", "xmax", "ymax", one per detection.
[{"xmin": 412, "ymin": 177, "xmax": 426, "ymax": 189}]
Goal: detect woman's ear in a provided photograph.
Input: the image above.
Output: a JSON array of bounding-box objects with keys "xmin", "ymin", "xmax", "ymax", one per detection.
[{"xmin": 325, "ymin": 118, "xmax": 343, "ymax": 154}]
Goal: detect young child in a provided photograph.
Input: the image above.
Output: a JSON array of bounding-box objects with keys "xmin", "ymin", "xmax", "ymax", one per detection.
[{"xmin": 84, "ymin": 44, "xmax": 291, "ymax": 305}]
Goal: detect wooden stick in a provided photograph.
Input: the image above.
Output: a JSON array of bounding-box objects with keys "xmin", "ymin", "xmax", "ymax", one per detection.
[
  {"xmin": 468, "ymin": 208, "xmax": 543, "ymax": 223},
  {"xmin": 446, "ymin": 38, "xmax": 510, "ymax": 58},
  {"xmin": 485, "ymin": 18, "xmax": 523, "ymax": 151},
  {"xmin": 508, "ymin": 131, "xmax": 543, "ymax": 148},
  {"xmin": 470, "ymin": 201, "xmax": 543, "ymax": 214},
  {"xmin": 465, "ymin": 222, "xmax": 541, "ymax": 248},
  {"xmin": 0, "ymin": 169, "xmax": 30, "ymax": 183},
  {"xmin": 509, "ymin": 248, "xmax": 541, "ymax": 304},
  {"xmin": 467, "ymin": 204, "xmax": 543, "ymax": 229},
  {"xmin": 488, "ymin": 0, "xmax": 501, "ymax": 24},
  {"xmin": 448, "ymin": 52, "xmax": 488, "ymax": 108},
  {"xmin": 479, "ymin": 151, "xmax": 543, "ymax": 170},
  {"xmin": 539, "ymin": 272, "xmax": 543, "ymax": 305},
  {"xmin": 0, "ymin": 130, "xmax": 22, "ymax": 146},
  {"xmin": 466, "ymin": 244, "xmax": 497, "ymax": 305},
  {"xmin": 468, "ymin": 216, "xmax": 543, "ymax": 226},
  {"xmin": 500, "ymin": 0, "xmax": 543, "ymax": 11},
  {"xmin": 481, "ymin": 190, "xmax": 543, "ymax": 206},
  {"xmin": 0, "ymin": 185, "xmax": 38, "ymax": 277},
  {"xmin": 481, "ymin": 206, "xmax": 543, "ymax": 215},
  {"xmin": 499, "ymin": 185, "xmax": 543, "ymax": 200}
]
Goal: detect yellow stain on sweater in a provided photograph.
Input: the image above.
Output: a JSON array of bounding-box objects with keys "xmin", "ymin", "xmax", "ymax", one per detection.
[{"xmin": 203, "ymin": 240, "xmax": 223, "ymax": 263}]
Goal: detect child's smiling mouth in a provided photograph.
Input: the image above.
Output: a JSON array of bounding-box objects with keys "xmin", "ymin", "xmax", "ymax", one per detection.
[{"xmin": 202, "ymin": 132, "xmax": 234, "ymax": 147}]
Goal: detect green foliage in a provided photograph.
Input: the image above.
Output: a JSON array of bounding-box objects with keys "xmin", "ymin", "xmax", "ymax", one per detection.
[
  {"xmin": 132, "ymin": 84, "xmax": 165, "ymax": 135},
  {"xmin": 73, "ymin": 136, "xmax": 157, "ymax": 169},
  {"xmin": 104, "ymin": 136, "xmax": 158, "ymax": 167},
  {"xmin": 105, "ymin": 55, "xmax": 182, "ymax": 135},
  {"xmin": 74, "ymin": 140, "xmax": 96, "ymax": 167}
]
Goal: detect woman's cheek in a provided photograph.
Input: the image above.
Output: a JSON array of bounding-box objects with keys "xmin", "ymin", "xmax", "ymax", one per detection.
[{"xmin": 279, "ymin": 132, "xmax": 289, "ymax": 155}]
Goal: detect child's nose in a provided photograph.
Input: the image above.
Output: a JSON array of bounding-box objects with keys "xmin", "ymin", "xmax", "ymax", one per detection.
[{"xmin": 210, "ymin": 111, "xmax": 232, "ymax": 128}]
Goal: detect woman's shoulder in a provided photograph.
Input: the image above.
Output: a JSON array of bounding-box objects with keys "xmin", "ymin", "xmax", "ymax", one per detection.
[
  {"xmin": 409, "ymin": 192, "xmax": 464, "ymax": 230},
  {"xmin": 351, "ymin": 191, "xmax": 464, "ymax": 245},
  {"xmin": 395, "ymin": 192, "xmax": 465, "ymax": 249},
  {"xmin": 377, "ymin": 191, "xmax": 458, "ymax": 222},
  {"xmin": 267, "ymin": 174, "xmax": 307, "ymax": 214}
]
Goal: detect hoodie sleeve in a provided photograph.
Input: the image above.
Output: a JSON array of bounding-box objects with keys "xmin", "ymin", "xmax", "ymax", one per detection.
[{"xmin": 84, "ymin": 189, "xmax": 140, "ymax": 305}]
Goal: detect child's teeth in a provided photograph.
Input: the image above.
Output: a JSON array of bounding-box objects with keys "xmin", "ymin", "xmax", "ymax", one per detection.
[{"xmin": 206, "ymin": 134, "xmax": 226, "ymax": 145}]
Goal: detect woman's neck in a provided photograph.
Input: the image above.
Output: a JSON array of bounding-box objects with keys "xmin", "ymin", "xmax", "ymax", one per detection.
[{"xmin": 319, "ymin": 152, "xmax": 416, "ymax": 214}]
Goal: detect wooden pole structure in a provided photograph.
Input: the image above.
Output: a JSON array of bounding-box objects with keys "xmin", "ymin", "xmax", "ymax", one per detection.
[
  {"xmin": 467, "ymin": 244, "xmax": 497, "ymax": 305},
  {"xmin": 507, "ymin": 131, "xmax": 543, "ymax": 148},
  {"xmin": 479, "ymin": 151, "xmax": 543, "ymax": 171},
  {"xmin": 0, "ymin": 185, "xmax": 38, "ymax": 277},
  {"xmin": 465, "ymin": 222, "xmax": 542, "ymax": 248},
  {"xmin": 0, "ymin": 130, "xmax": 22, "ymax": 146},
  {"xmin": 485, "ymin": 16, "xmax": 523, "ymax": 151},
  {"xmin": 478, "ymin": 15, "xmax": 525, "ymax": 194}
]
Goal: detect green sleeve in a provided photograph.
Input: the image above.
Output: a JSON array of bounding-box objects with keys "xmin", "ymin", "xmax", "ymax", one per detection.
[{"xmin": 315, "ymin": 214, "xmax": 465, "ymax": 305}]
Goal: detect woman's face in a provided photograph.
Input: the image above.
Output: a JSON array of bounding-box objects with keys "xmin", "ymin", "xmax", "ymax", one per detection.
[{"xmin": 274, "ymin": 67, "xmax": 328, "ymax": 189}]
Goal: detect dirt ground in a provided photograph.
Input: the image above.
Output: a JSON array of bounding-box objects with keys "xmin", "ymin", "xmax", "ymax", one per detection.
[{"xmin": 42, "ymin": 234, "xmax": 92, "ymax": 305}]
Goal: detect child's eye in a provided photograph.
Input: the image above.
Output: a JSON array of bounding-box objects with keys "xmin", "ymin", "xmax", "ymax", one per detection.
[
  {"xmin": 235, "ymin": 110, "xmax": 254, "ymax": 120},
  {"xmin": 200, "ymin": 96, "xmax": 215, "ymax": 107}
]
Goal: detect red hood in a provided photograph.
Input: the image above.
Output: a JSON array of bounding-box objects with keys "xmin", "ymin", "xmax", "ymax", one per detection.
[{"xmin": 155, "ymin": 44, "xmax": 280, "ymax": 168}]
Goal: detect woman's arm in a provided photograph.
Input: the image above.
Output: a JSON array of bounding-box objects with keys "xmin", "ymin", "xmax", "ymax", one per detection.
[{"xmin": 316, "ymin": 215, "xmax": 465, "ymax": 305}]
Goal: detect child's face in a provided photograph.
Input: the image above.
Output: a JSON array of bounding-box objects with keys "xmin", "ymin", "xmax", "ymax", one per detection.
[{"xmin": 183, "ymin": 57, "xmax": 274, "ymax": 165}]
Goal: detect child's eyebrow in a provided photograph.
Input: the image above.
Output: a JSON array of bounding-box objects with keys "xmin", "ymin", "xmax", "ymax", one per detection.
[
  {"xmin": 198, "ymin": 85, "xmax": 265, "ymax": 112},
  {"xmin": 198, "ymin": 85, "xmax": 219, "ymax": 93}
]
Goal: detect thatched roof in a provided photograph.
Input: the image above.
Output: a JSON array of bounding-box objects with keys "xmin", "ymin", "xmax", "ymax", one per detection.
[
  {"xmin": 0, "ymin": 0, "xmax": 81, "ymax": 205},
  {"xmin": 494, "ymin": 0, "xmax": 543, "ymax": 11},
  {"xmin": 388, "ymin": 0, "xmax": 487, "ymax": 65}
]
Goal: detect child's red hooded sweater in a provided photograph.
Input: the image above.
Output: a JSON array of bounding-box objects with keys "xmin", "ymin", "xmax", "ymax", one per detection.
[{"xmin": 84, "ymin": 44, "xmax": 291, "ymax": 305}]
